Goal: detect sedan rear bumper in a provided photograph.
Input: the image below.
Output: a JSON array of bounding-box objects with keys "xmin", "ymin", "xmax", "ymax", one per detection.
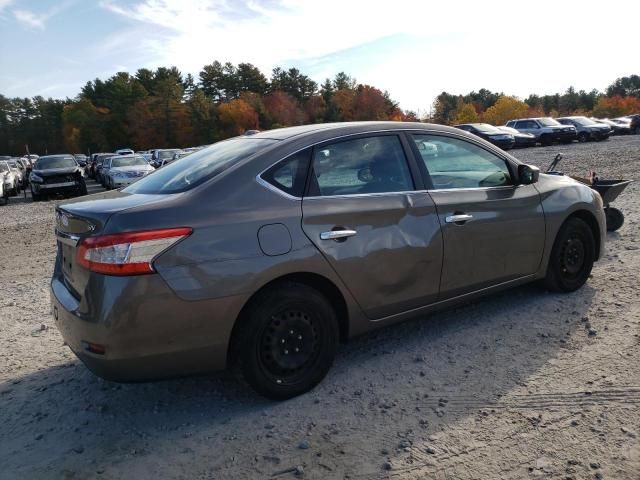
[{"xmin": 50, "ymin": 270, "xmax": 245, "ymax": 382}]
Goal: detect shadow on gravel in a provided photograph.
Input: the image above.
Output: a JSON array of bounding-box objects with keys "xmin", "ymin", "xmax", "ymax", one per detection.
[{"xmin": 0, "ymin": 282, "xmax": 597, "ymax": 478}]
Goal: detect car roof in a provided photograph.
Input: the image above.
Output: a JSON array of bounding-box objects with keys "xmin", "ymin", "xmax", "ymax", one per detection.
[{"xmin": 247, "ymin": 121, "xmax": 463, "ymax": 141}]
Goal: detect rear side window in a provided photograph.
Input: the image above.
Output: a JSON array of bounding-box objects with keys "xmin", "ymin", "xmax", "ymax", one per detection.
[
  {"xmin": 307, "ymin": 135, "xmax": 413, "ymax": 197},
  {"xmin": 261, "ymin": 148, "xmax": 310, "ymax": 197},
  {"xmin": 125, "ymin": 138, "xmax": 277, "ymax": 194}
]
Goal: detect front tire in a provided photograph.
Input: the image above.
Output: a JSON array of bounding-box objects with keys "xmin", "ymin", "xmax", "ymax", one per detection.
[
  {"xmin": 577, "ymin": 132, "xmax": 589, "ymax": 143},
  {"xmin": 237, "ymin": 283, "xmax": 339, "ymax": 400},
  {"xmin": 544, "ymin": 217, "xmax": 595, "ymax": 293},
  {"xmin": 540, "ymin": 134, "xmax": 553, "ymax": 146}
]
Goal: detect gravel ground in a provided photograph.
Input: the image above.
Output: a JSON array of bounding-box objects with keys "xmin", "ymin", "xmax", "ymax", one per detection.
[{"xmin": 0, "ymin": 136, "xmax": 639, "ymax": 480}]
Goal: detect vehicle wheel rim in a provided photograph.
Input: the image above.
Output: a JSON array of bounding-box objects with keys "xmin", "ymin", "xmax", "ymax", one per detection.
[
  {"xmin": 259, "ymin": 309, "xmax": 319, "ymax": 382},
  {"xmin": 560, "ymin": 236, "xmax": 585, "ymax": 277}
]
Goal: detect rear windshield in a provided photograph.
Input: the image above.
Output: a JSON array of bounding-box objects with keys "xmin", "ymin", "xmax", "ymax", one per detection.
[
  {"xmin": 35, "ymin": 156, "xmax": 76, "ymax": 169},
  {"xmin": 111, "ymin": 156, "xmax": 147, "ymax": 167},
  {"xmin": 124, "ymin": 138, "xmax": 277, "ymax": 194}
]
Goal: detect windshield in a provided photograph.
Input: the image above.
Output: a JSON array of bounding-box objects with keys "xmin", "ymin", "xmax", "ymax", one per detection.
[
  {"xmin": 125, "ymin": 138, "xmax": 276, "ymax": 194},
  {"xmin": 474, "ymin": 123, "xmax": 502, "ymax": 134},
  {"xmin": 35, "ymin": 156, "xmax": 76, "ymax": 169},
  {"xmin": 112, "ymin": 156, "xmax": 147, "ymax": 167},
  {"xmin": 571, "ymin": 117, "xmax": 598, "ymax": 126},
  {"xmin": 499, "ymin": 126, "xmax": 518, "ymax": 134},
  {"xmin": 537, "ymin": 118, "xmax": 561, "ymax": 126}
]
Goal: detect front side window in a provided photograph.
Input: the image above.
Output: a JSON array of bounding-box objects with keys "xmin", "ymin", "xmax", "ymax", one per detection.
[
  {"xmin": 412, "ymin": 135, "xmax": 512, "ymax": 190},
  {"xmin": 125, "ymin": 138, "xmax": 276, "ymax": 194},
  {"xmin": 307, "ymin": 135, "xmax": 413, "ymax": 197}
]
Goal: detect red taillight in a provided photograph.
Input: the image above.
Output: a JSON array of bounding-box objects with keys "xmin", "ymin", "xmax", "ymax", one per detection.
[{"xmin": 76, "ymin": 227, "xmax": 192, "ymax": 276}]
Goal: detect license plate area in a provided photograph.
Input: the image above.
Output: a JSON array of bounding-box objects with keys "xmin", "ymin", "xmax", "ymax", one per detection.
[
  {"xmin": 45, "ymin": 181, "xmax": 76, "ymax": 188},
  {"xmin": 60, "ymin": 242, "xmax": 75, "ymax": 279}
]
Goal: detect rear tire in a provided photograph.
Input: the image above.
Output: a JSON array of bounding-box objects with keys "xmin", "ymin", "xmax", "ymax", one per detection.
[
  {"xmin": 605, "ymin": 207, "xmax": 624, "ymax": 232},
  {"xmin": 544, "ymin": 217, "xmax": 595, "ymax": 293},
  {"xmin": 236, "ymin": 282, "xmax": 339, "ymax": 400}
]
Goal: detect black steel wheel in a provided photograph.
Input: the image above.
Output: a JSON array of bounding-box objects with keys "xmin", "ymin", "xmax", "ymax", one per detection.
[
  {"xmin": 605, "ymin": 207, "xmax": 624, "ymax": 232},
  {"xmin": 237, "ymin": 282, "xmax": 339, "ymax": 400},
  {"xmin": 544, "ymin": 217, "xmax": 595, "ymax": 292}
]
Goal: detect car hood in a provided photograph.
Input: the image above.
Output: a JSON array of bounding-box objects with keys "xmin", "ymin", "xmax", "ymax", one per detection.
[{"xmin": 33, "ymin": 167, "xmax": 81, "ymax": 177}]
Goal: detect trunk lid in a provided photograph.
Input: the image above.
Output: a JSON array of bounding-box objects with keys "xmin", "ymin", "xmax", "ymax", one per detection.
[{"xmin": 54, "ymin": 191, "xmax": 168, "ymax": 299}]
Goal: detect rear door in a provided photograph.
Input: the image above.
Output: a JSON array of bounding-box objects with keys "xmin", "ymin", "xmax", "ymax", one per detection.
[
  {"xmin": 301, "ymin": 133, "xmax": 443, "ymax": 320},
  {"xmin": 408, "ymin": 133, "xmax": 545, "ymax": 298}
]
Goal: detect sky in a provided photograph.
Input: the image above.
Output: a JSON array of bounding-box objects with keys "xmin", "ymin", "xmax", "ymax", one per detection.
[{"xmin": 1, "ymin": 0, "xmax": 639, "ymax": 113}]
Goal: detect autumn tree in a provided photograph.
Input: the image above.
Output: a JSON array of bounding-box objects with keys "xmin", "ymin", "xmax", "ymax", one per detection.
[
  {"xmin": 432, "ymin": 92, "xmax": 460, "ymax": 125},
  {"xmin": 481, "ymin": 96, "xmax": 529, "ymax": 125},
  {"xmin": 351, "ymin": 85, "xmax": 389, "ymax": 121},
  {"xmin": 331, "ymin": 89, "xmax": 356, "ymax": 121},
  {"xmin": 218, "ymin": 99, "xmax": 258, "ymax": 136},
  {"xmin": 453, "ymin": 102, "xmax": 479, "ymax": 124},
  {"xmin": 592, "ymin": 95, "xmax": 640, "ymax": 118},
  {"xmin": 263, "ymin": 91, "xmax": 304, "ymax": 127}
]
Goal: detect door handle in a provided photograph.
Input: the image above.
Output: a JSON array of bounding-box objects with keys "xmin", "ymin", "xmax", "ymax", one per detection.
[
  {"xmin": 445, "ymin": 214, "xmax": 473, "ymax": 224},
  {"xmin": 320, "ymin": 229, "xmax": 357, "ymax": 241}
]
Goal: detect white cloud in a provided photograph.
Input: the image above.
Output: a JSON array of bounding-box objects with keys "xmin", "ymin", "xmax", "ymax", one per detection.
[
  {"xmin": 13, "ymin": 9, "xmax": 46, "ymax": 29},
  {"xmin": 13, "ymin": 1, "xmax": 77, "ymax": 30},
  {"xmin": 0, "ymin": 0, "xmax": 14, "ymax": 12},
  {"xmin": 94, "ymin": 0, "xmax": 640, "ymax": 111}
]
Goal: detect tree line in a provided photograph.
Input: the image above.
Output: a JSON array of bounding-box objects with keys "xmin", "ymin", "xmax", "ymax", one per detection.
[
  {"xmin": 0, "ymin": 67, "xmax": 638, "ymax": 156},
  {"xmin": 432, "ymin": 75, "xmax": 640, "ymax": 126},
  {"xmin": 0, "ymin": 63, "xmax": 412, "ymax": 155}
]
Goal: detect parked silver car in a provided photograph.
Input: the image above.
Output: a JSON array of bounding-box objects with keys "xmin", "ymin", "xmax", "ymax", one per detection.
[
  {"xmin": 51, "ymin": 122, "xmax": 606, "ymax": 399},
  {"xmin": 0, "ymin": 161, "xmax": 18, "ymax": 196},
  {"xmin": 105, "ymin": 155, "xmax": 155, "ymax": 189}
]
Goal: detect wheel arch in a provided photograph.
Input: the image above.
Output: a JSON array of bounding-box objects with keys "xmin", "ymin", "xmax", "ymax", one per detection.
[
  {"xmin": 227, "ymin": 272, "xmax": 350, "ymax": 366},
  {"xmin": 563, "ymin": 209, "xmax": 602, "ymax": 259}
]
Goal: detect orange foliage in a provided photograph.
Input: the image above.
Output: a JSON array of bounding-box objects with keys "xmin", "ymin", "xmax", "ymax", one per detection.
[
  {"xmin": 352, "ymin": 85, "xmax": 388, "ymax": 121},
  {"xmin": 218, "ymin": 99, "xmax": 258, "ymax": 135},
  {"xmin": 263, "ymin": 91, "xmax": 304, "ymax": 127},
  {"xmin": 332, "ymin": 89, "xmax": 356, "ymax": 121},
  {"xmin": 526, "ymin": 106, "xmax": 546, "ymax": 118},
  {"xmin": 592, "ymin": 95, "xmax": 640, "ymax": 118}
]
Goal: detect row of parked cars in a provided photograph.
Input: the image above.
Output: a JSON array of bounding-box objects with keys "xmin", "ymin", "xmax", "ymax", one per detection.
[
  {"xmin": 86, "ymin": 146, "xmax": 206, "ymax": 189},
  {"xmin": 0, "ymin": 145, "xmax": 209, "ymax": 205},
  {"xmin": 454, "ymin": 114, "xmax": 640, "ymax": 150}
]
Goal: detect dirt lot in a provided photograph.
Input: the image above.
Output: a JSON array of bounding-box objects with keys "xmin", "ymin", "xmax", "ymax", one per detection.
[{"xmin": 1, "ymin": 136, "xmax": 639, "ymax": 480}]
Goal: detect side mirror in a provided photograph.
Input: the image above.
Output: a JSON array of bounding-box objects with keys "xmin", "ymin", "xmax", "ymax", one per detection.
[{"xmin": 518, "ymin": 164, "xmax": 539, "ymax": 185}]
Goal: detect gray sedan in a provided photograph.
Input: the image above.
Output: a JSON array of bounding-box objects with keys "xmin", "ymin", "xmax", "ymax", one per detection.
[{"xmin": 51, "ymin": 122, "xmax": 606, "ymax": 399}]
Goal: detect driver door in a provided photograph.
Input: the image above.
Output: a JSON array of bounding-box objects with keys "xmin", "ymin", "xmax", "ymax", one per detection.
[{"xmin": 410, "ymin": 133, "xmax": 545, "ymax": 298}]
